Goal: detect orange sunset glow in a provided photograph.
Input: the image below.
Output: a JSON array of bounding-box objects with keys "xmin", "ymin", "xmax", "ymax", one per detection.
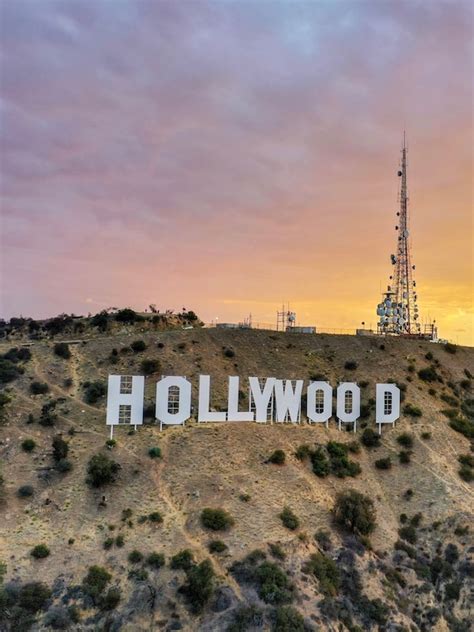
[{"xmin": 1, "ymin": 1, "xmax": 472, "ymax": 344}]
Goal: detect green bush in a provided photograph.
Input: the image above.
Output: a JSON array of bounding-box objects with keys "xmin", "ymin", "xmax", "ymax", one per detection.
[
  {"xmin": 295, "ymin": 444, "xmax": 312, "ymax": 460},
  {"xmin": 148, "ymin": 511, "xmax": 163, "ymax": 523},
  {"xmin": 361, "ymin": 428, "xmax": 380, "ymax": 447},
  {"xmin": 181, "ymin": 559, "xmax": 215, "ymax": 613},
  {"xmin": 141, "ymin": 358, "xmax": 160, "ymax": 374},
  {"xmin": 30, "ymin": 544, "xmax": 50, "ymax": 559},
  {"xmin": 311, "ymin": 447, "xmax": 330, "ymax": 477},
  {"xmin": 17, "ymin": 581, "xmax": 52, "ymax": 613},
  {"xmin": 83, "ymin": 381, "xmax": 106, "ymax": 404},
  {"xmin": 86, "ymin": 453, "xmax": 120, "ymax": 487},
  {"xmin": 130, "ymin": 340, "xmax": 147, "ymax": 352},
  {"xmin": 146, "ymin": 552, "xmax": 165, "ymax": 568},
  {"xmin": 445, "ymin": 581, "xmax": 461, "ymax": 600},
  {"xmin": 449, "ymin": 417, "xmax": 474, "ymax": 439},
  {"xmin": 39, "ymin": 401, "xmax": 57, "ymax": 426},
  {"xmin": 398, "ymin": 525, "xmax": 417, "ymax": 544},
  {"xmin": 344, "ymin": 360, "xmax": 358, "ymax": 370},
  {"xmin": 54, "ymin": 343, "xmax": 71, "ymax": 359},
  {"xmin": 115, "ymin": 534, "xmax": 125, "ymax": 547},
  {"xmin": 0, "ymin": 358, "xmax": 23, "ymax": 384},
  {"xmin": 399, "ymin": 450, "xmax": 412, "ymax": 464},
  {"xmin": 279, "ymin": 507, "xmax": 299, "ymax": 531},
  {"xmin": 269, "ymin": 543, "xmax": 286, "ymax": 560},
  {"xmin": 333, "ymin": 490, "xmax": 376, "ymax": 536},
  {"xmin": 375, "ymin": 457, "xmax": 392, "ymax": 470},
  {"xmin": 52, "ymin": 435, "xmax": 68, "ymax": 462},
  {"xmin": 170, "ymin": 549, "xmax": 194, "ymax": 571},
  {"xmin": 326, "ymin": 441, "xmax": 361, "ymax": 478},
  {"xmin": 417, "ymin": 366, "xmax": 439, "ymax": 382},
  {"xmin": 268, "ymin": 449, "xmax": 286, "ymax": 465},
  {"xmin": 403, "ymin": 403, "xmax": 422, "ymax": 417},
  {"xmin": 115, "ymin": 308, "xmax": 138, "ymax": 323},
  {"xmin": 397, "ymin": 432, "xmax": 414, "ymax": 448},
  {"xmin": 103, "ymin": 537, "xmax": 114, "ymax": 550},
  {"xmin": 273, "ymin": 606, "xmax": 305, "ymax": 631},
  {"xmin": 421, "ymin": 431, "xmax": 432, "ymax": 440},
  {"xmin": 304, "ymin": 552, "xmax": 340, "ymax": 596},
  {"xmin": 458, "ymin": 454, "xmax": 474, "ymax": 467},
  {"xmin": 440, "ymin": 393, "xmax": 459, "ymax": 407},
  {"xmin": 102, "ymin": 586, "xmax": 121, "ymax": 610},
  {"xmin": 128, "ymin": 549, "xmax": 143, "ymax": 564},
  {"xmin": 444, "ymin": 342, "xmax": 457, "ymax": 354},
  {"xmin": 458, "ymin": 465, "xmax": 473, "ymax": 482},
  {"xmin": 148, "ymin": 446, "xmax": 162, "ymax": 459},
  {"xmin": 82, "ymin": 565, "xmax": 111, "ymax": 601},
  {"xmin": 208, "ymin": 540, "xmax": 228, "ymax": 553},
  {"xmin": 18, "ymin": 484, "xmax": 34, "ymax": 498},
  {"xmin": 255, "ymin": 561, "xmax": 293, "ymax": 604},
  {"xmin": 201, "ymin": 508, "xmax": 234, "ymax": 531},
  {"xmin": 21, "ymin": 438, "xmax": 36, "ymax": 452},
  {"xmin": 224, "ymin": 348, "xmax": 235, "ymax": 358},
  {"xmin": 30, "ymin": 381, "xmax": 49, "ymax": 395}
]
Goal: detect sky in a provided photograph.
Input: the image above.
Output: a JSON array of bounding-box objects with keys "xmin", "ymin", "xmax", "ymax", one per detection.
[{"xmin": 1, "ymin": 0, "xmax": 472, "ymax": 345}]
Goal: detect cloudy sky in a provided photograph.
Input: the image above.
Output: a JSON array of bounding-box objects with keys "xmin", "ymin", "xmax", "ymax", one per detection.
[{"xmin": 1, "ymin": 0, "xmax": 472, "ymax": 343}]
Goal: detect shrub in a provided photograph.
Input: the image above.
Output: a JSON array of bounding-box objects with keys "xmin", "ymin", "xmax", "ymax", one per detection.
[
  {"xmin": 421, "ymin": 431, "xmax": 432, "ymax": 440},
  {"xmin": 268, "ymin": 449, "xmax": 286, "ymax": 465},
  {"xmin": 397, "ymin": 432, "xmax": 414, "ymax": 448},
  {"xmin": 141, "ymin": 358, "xmax": 160, "ymax": 374},
  {"xmin": 444, "ymin": 543, "xmax": 459, "ymax": 564},
  {"xmin": 239, "ymin": 493, "xmax": 251, "ymax": 502},
  {"xmin": 403, "ymin": 403, "xmax": 422, "ymax": 417},
  {"xmin": 255, "ymin": 561, "xmax": 293, "ymax": 604},
  {"xmin": 148, "ymin": 511, "xmax": 163, "ymax": 523},
  {"xmin": 54, "ymin": 343, "xmax": 71, "ymax": 359},
  {"xmin": 0, "ymin": 358, "xmax": 23, "ymax": 384},
  {"xmin": 304, "ymin": 552, "xmax": 340, "ymax": 596},
  {"xmin": 224, "ymin": 348, "xmax": 235, "ymax": 358},
  {"xmin": 52, "ymin": 435, "xmax": 68, "ymax": 462},
  {"xmin": 458, "ymin": 465, "xmax": 473, "ymax": 482},
  {"xmin": 444, "ymin": 342, "xmax": 457, "ymax": 354},
  {"xmin": 326, "ymin": 441, "xmax": 361, "ymax": 478},
  {"xmin": 30, "ymin": 544, "xmax": 50, "ymax": 559},
  {"xmin": 418, "ymin": 366, "xmax": 439, "ymax": 382},
  {"xmin": 83, "ymin": 381, "xmax": 106, "ymax": 404},
  {"xmin": 279, "ymin": 507, "xmax": 299, "ymax": 531},
  {"xmin": 18, "ymin": 484, "xmax": 34, "ymax": 498},
  {"xmin": 115, "ymin": 534, "xmax": 125, "ymax": 547},
  {"xmin": 344, "ymin": 360, "xmax": 357, "ymax": 370},
  {"xmin": 131, "ymin": 340, "xmax": 147, "ymax": 352},
  {"xmin": 398, "ymin": 525, "xmax": 417, "ymax": 544},
  {"xmin": 449, "ymin": 417, "xmax": 474, "ymax": 439},
  {"xmin": 201, "ymin": 508, "xmax": 234, "ymax": 531},
  {"xmin": 441, "ymin": 393, "xmax": 459, "ymax": 407},
  {"xmin": 181, "ymin": 559, "xmax": 215, "ymax": 613},
  {"xmin": 115, "ymin": 308, "xmax": 138, "ymax": 323},
  {"xmin": 105, "ymin": 438, "xmax": 116, "ymax": 448},
  {"xmin": 82, "ymin": 565, "xmax": 111, "ymax": 601},
  {"xmin": 86, "ymin": 453, "xmax": 120, "ymax": 487},
  {"xmin": 44, "ymin": 606, "xmax": 71, "ymax": 629},
  {"xmin": 21, "ymin": 438, "xmax": 36, "ymax": 452},
  {"xmin": 458, "ymin": 454, "xmax": 474, "ymax": 468},
  {"xmin": 128, "ymin": 549, "xmax": 143, "ymax": 564},
  {"xmin": 128, "ymin": 568, "xmax": 148, "ymax": 581},
  {"xmin": 333, "ymin": 490, "xmax": 376, "ymax": 536},
  {"xmin": 273, "ymin": 606, "xmax": 305, "ymax": 631},
  {"xmin": 269, "ymin": 543, "xmax": 286, "ymax": 560},
  {"xmin": 148, "ymin": 446, "xmax": 162, "ymax": 459},
  {"xmin": 425, "ymin": 351, "xmax": 434, "ymax": 360},
  {"xmin": 170, "ymin": 549, "xmax": 194, "ymax": 571},
  {"xmin": 445, "ymin": 581, "xmax": 461, "ymax": 600},
  {"xmin": 399, "ymin": 450, "xmax": 411, "ymax": 464},
  {"xmin": 228, "ymin": 605, "xmax": 265, "ymax": 631},
  {"xmin": 361, "ymin": 428, "xmax": 380, "ymax": 447},
  {"xmin": 30, "ymin": 381, "xmax": 49, "ymax": 395},
  {"xmin": 208, "ymin": 540, "xmax": 228, "ymax": 553},
  {"xmin": 17, "ymin": 581, "xmax": 52, "ymax": 613},
  {"xmin": 103, "ymin": 537, "xmax": 114, "ymax": 550},
  {"xmin": 146, "ymin": 552, "xmax": 165, "ymax": 568},
  {"xmin": 295, "ymin": 444, "xmax": 312, "ymax": 460},
  {"xmin": 56, "ymin": 458, "xmax": 72, "ymax": 473},
  {"xmin": 375, "ymin": 457, "xmax": 391, "ymax": 470},
  {"xmin": 311, "ymin": 447, "xmax": 330, "ymax": 477},
  {"xmin": 39, "ymin": 401, "xmax": 57, "ymax": 426},
  {"xmin": 102, "ymin": 586, "xmax": 121, "ymax": 610}
]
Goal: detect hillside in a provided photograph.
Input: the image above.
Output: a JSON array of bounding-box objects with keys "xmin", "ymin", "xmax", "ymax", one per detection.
[{"xmin": 0, "ymin": 321, "xmax": 473, "ymax": 632}]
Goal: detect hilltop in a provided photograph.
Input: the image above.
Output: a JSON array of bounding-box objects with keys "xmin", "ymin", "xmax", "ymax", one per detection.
[{"xmin": 0, "ymin": 312, "xmax": 473, "ymax": 632}]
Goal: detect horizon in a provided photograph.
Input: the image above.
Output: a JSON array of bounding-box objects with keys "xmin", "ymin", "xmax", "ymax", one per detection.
[{"xmin": 1, "ymin": 1, "xmax": 473, "ymax": 345}]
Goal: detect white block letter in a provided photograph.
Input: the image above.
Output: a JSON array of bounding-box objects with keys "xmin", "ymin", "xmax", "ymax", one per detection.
[
  {"xmin": 376, "ymin": 383, "xmax": 400, "ymax": 427},
  {"xmin": 336, "ymin": 383, "xmax": 360, "ymax": 423},
  {"xmin": 227, "ymin": 376, "xmax": 254, "ymax": 422},
  {"xmin": 274, "ymin": 379, "xmax": 303, "ymax": 423},
  {"xmin": 198, "ymin": 375, "xmax": 226, "ymax": 422},
  {"xmin": 307, "ymin": 381, "xmax": 332, "ymax": 423},
  {"xmin": 106, "ymin": 375, "xmax": 144, "ymax": 426},
  {"xmin": 156, "ymin": 376, "xmax": 191, "ymax": 426},
  {"xmin": 249, "ymin": 377, "xmax": 275, "ymax": 423}
]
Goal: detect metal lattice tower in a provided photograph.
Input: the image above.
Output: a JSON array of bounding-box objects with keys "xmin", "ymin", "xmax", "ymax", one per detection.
[{"xmin": 377, "ymin": 135, "xmax": 421, "ymax": 335}]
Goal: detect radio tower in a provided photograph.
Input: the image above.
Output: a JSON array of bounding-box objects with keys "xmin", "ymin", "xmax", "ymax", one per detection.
[{"xmin": 377, "ymin": 134, "xmax": 421, "ymax": 335}]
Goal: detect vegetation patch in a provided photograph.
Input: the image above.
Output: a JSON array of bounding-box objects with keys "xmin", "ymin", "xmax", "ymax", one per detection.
[
  {"xmin": 333, "ymin": 490, "xmax": 376, "ymax": 536},
  {"xmin": 279, "ymin": 507, "xmax": 299, "ymax": 531},
  {"xmin": 201, "ymin": 508, "xmax": 234, "ymax": 531}
]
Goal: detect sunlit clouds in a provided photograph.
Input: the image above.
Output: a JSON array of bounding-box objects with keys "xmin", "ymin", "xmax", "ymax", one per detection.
[{"xmin": 1, "ymin": 1, "xmax": 472, "ymax": 344}]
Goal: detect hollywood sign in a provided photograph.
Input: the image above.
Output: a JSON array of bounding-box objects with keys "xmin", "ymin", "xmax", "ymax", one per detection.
[{"xmin": 106, "ymin": 375, "xmax": 400, "ymax": 438}]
